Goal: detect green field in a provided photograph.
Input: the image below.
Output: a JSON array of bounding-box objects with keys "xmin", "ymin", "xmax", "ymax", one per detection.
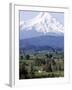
[{"xmin": 19, "ymin": 51, "xmax": 64, "ymax": 79}]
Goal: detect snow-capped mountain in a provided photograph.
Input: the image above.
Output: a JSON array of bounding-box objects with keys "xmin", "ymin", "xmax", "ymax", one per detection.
[{"xmin": 20, "ymin": 12, "xmax": 64, "ymax": 39}]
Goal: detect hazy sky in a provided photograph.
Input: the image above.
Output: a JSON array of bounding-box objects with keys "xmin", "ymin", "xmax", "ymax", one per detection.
[{"xmin": 20, "ymin": 11, "xmax": 64, "ymax": 25}]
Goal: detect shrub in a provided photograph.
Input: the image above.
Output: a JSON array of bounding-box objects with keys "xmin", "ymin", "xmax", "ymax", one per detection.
[
  {"xmin": 19, "ymin": 63, "xmax": 31, "ymax": 79},
  {"xmin": 25, "ymin": 55, "xmax": 30, "ymax": 60},
  {"xmin": 20, "ymin": 55, "xmax": 23, "ymax": 60}
]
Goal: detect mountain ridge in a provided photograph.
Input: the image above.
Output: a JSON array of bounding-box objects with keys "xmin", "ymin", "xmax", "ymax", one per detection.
[{"xmin": 20, "ymin": 35, "xmax": 64, "ymax": 53}]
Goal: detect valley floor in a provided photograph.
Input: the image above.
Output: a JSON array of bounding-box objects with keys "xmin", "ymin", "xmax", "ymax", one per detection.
[{"xmin": 19, "ymin": 51, "xmax": 64, "ymax": 79}]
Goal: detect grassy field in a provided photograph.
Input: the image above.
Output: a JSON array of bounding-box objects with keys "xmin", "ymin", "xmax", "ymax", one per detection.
[{"xmin": 19, "ymin": 51, "xmax": 64, "ymax": 79}]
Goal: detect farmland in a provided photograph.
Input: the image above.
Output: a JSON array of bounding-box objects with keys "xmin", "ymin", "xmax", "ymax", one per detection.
[{"xmin": 19, "ymin": 51, "xmax": 64, "ymax": 79}]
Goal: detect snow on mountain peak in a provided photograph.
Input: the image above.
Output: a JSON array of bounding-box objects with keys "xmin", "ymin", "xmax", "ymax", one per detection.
[{"xmin": 20, "ymin": 12, "xmax": 64, "ymax": 35}]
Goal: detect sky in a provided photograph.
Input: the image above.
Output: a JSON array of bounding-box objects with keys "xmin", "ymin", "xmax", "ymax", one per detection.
[{"xmin": 20, "ymin": 11, "xmax": 64, "ymax": 25}]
